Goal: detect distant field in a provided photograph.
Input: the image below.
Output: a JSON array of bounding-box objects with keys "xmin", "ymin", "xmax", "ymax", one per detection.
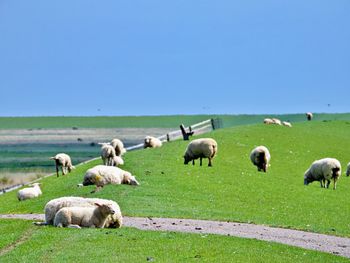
[{"xmin": 0, "ymin": 113, "xmax": 349, "ymax": 129}]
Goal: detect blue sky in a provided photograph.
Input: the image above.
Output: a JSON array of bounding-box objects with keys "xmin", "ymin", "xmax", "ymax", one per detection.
[{"xmin": 0, "ymin": 1, "xmax": 349, "ymax": 116}]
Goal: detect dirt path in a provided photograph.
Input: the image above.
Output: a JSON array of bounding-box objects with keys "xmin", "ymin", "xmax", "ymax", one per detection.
[{"xmin": 1, "ymin": 214, "xmax": 349, "ymax": 258}]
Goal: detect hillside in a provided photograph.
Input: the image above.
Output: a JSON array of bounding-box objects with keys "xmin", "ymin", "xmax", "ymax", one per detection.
[{"xmin": 1, "ymin": 120, "xmax": 350, "ymax": 237}]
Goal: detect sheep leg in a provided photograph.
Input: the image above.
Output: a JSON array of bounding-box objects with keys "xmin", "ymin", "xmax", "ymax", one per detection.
[
  {"xmin": 326, "ymin": 180, "xmax": 330, "ymax": 188},
  {"xmin": 55, "ymin": 164, "xmax": 59, "ymax": 177},
  {"xmin": 208, "ymin": 158, "xmax": 212, "ymax": 167},
  {"xmin": 61, "ymin": 166, "xmax": 66, "ymax": 175},
  {"xmin": 91, "ymin": 186, "xmax": 103, "ymax": 193},
  {"xmin": 333, "ymin": 178, "xmax": 337, "ymax": 190},
  {"xmin": 67, "ymin": 224, "xmax": 82, "ymax": 229}
]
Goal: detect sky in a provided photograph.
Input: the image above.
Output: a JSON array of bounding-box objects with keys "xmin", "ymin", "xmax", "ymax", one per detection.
[{"xmin": 0, "ymin": 1, "xmax": 349, "ymax": 116}]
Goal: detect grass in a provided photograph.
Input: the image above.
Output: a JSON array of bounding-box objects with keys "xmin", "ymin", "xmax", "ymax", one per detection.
[
  {"xmin": 1, "ymin": 120, "xmax": 350, "ymax": 237},
  {"xmin": 0, "ymin": 219, "xmax": 348, "ymax": 262},
  {"xmin": 0, "ymin": 113, "xmax": 350, "ymax": 129}
]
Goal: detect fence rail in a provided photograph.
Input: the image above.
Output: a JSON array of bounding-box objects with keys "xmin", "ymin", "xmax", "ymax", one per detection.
[{"xmin": 0, "ymin": 118, "xmax": 222, "ymax": 195}]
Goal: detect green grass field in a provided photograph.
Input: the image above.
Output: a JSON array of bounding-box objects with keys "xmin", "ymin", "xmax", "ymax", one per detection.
[
  {"xmin": 1, "ymin": 120, "xmax": 350, "ymax": 238},
  {"xmin": 0, "ymin": 219, "xmax": 347, "ymax": 262},
  {"xmin": 0, "ymin": 113, "xmax": 350, "ymax": 129},
  {"xmin": 1, "ymin": 117, "xmax": 350, "ymax": 261}
]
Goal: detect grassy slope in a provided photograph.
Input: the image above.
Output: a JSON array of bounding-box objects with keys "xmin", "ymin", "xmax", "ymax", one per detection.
[
  {"xmin": 1, "ymin": 120, "xmax": 350, "ymax": 237},
  {"xmin": 0, "ymin": 220, "xmax": 348, "ymax": 262},
  {"xmin": 0, "ymin": 113, "xmax": 350, "ymax": 129}
]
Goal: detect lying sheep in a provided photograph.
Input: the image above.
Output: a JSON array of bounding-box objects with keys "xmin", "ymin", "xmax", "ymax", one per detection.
[
  {"xmin": 271, "ymin": 118, "xmax": 282, "ymax": 125},
  {"xmin": 304, "ymin": 158, "xmax": 341, "ymax": 190},
  {"xmin": 306, "ymin": 112, "xmax": 313, "ymax": 121},
  {"xmin": 347, "ymin": 162, "xmax": 350, "ymax": 177},
  {"xmin": 111, "ymin": 138, "xmax": 127, "ymax": 156},
  {"xmin": 36, "ymin": 197, "xmax": 122, "ymax": 228},
  {"xmin": 282, "ymin": 121, "xmax": 292, "ymax": 127},
  {"xmin": 144, "ymin": 136, "xmax": 162, "ymax": 148},
  {"xmin": 250, "ymin": 146, "xmax": 271, "ymax": 172},
  {"xmin": 263, "ymin": 118, "xmax": 274, "ymax": 125},
  {"xmin": 17, "ymin": 183, "xmax": 42, "ymax": 201},
  {"xmin": 184, "ymin": 138, "xmax": 218, "ymax": 167},
  {"xmin": 81, "ymin": 165, "xmax": 139, "ymax": 193},
  {"xmin": 54, "ymin": 203, "xmax": 115, "ymax": 228},
  {"xmin": 100, "ymin": 144, "xmax": 124, "ymax": 166},
  {"xmin": 50, "ymin": 153, "xmax": 75, "ymax": 177}
]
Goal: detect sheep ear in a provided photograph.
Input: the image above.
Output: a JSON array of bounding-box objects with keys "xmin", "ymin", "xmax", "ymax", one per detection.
[{"xmin": 94, "ymin": 203, "xmax": 101, "ymax": 207}]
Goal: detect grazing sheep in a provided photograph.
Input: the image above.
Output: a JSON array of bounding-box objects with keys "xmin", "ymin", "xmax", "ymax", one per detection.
[
  {"xmin": 346, "ymin": 162, "xmax": 350, "ymax": 177},
  {"xmin": 50, "ymin": 153, "xmax": 75, "ymax": 177},
  {"xmin": 282, "ymin": 121, "xmax": 292, "ymax": 127},
  {"xmin": 250, "ymin": 146, "xmax": 271, "ymax": 173},
  {"xmin": 81, "ymin": 165, "xmax": 139, "ymax": 193},
  {"xmin": 111, "ymin": 138, "xmax": 127, "ymax": 156},
  {"xmin": 184, "ymin": 138, "xmax": 218, "ymax": 167},
  {"xmin": 100, "ymin": 144, "xmax": 124, "ymax": 166},
  {"xmin": 17, "ymin": 183, "xmax": 42, "ymax": 201},
  {"xmin": 53, "ymin": 203, "xmax": 115, "ymax": 228},
  {"xmin": 306, "ymin": 112, "xmax": 313, "ymax": 121},
  {"xmin": 36, "ymin": 197, "xmax": 122, "ymax": 228},
  {"xmin": 271, "ymin": 118, "xmax": 282, "ymax": 125},
  {"xmin": 304, "ymin": 158, "xmax": 341, "ymax": 190},
  {"xmin": 263, "ymin": 118, "xmax": 274, "ymax": 125},
  {"xmin": 144, "ymin": 136, "xmax": 162, "ymax": 148}
]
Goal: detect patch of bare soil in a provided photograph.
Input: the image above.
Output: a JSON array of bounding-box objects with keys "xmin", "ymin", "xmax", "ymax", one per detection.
[{"xmin": 1, "ymin": 214, "xmax": 349, "ymax": 258}]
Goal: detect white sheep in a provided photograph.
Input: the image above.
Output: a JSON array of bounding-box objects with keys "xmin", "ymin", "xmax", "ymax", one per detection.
[
  {"xmin": 100, "ymin": 144, "xmax": 124, "ymax": 166},
  {"xmin": 282, "ymin": 121, "xmax": 292, "ymax": 127},
  {"xmin": 17, "ymin": 183, "xmax": 42, "ymax": 201},
  {"xmin": 271, "ymin": 118, "xmax": 282, "ymax": 125},
  {"xmin": 111, "ymin": 138, "xmax": 127, "ymax": 156},
  {"xmin": 35, "ymin": 197, "xmax": 123, "ymax": 228},
  {"xmin": 53, "ymin": 203, "xmax": 115, "ymax": 228},
  {"xmin": 184, "ymin": 138, "xmax": 218, "ymax": 167},
  {"xmin": 144, "ymin": 136, "xmax": 162, "ymax": 148},
  {"xmin": 81, "ymin": 165, "xmax": 139, "ymax": 193},
  {"xmin": 346, "ymin": 162, "xmax": 350, "ymax": 177},
  {"xmin": 250, "ymin": 146, "xmax": 271, "ymax": 173},
  {"xmin": 304, "ymin": 158, "xmax": 341, "ymax": 190},
  {"xmin": 50, "ymin": 153, "xmax": 75, "ymax": 177},
  {"xmin": 306, "ymin": 112, "xmax": 313, "ymax": 121},
  {"xmin": 263, "ymin": 118, "xmax": 274, "ymax": 125}
]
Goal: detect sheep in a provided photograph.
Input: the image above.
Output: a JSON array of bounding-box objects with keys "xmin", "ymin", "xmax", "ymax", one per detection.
[
  {"xmin": 271, "ymin": 118, "xmax": 282, "ymax": 125},
  {"xmin": 50, "ymin": 153, "xmax": 75, "ymax": 177},
  {"xmin": 306, "ymin": 112, "xmax": 313, "ymax": 121},
  {"xmin": 111, "ymin": 138, "xmax": 127, "ymax": 156},
  {"xmin": 81, "ymin": 165, "xmax": 139, "ymax": 193},
  {"xmin": 144, "ymin": 136, "xmax": 162, "ymax": 148},
  {"xmin": 250, "ymin": 146, "xmax": 271, "ymax": 173},
  {"xmin": 53, "ymin": 203, "xmax": 115, "ymax": 228},
  {"xmin": 37, "ymin": 197, "xmax": 123, "ymax": 228},
  {"xmin": 100, "ymin": 144, "xmax": 124, "ymax": 166},
  {"xmin": 282, "ymin": 121, "xmax": 292, "ymax": 127},
  {"xmin": 346, "ymin": 162, "xmax": 350, "ymax": 177},
  {"xmin": 17, "ymin": 183, "xmax": 42, "ymax": 201},
  {"xmin": 304, "ymin": 158, "xmax": 341, "ymax": 190},
  {"xmin": 184, "ymin": 138, "xmax": 218, "ymax": 167},
  {"xmin": 263, "ymin": 118, "xmax": 274, "ymax": 125}
]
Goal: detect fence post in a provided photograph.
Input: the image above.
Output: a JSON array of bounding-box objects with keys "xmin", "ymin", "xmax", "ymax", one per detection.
[
  {"xmin": 211, "ymin": 118, "xmax": 216, "ymax": 130},
  {"xmin": 166, "ymin": 133, "xmax": 170, "ymax": 142}
]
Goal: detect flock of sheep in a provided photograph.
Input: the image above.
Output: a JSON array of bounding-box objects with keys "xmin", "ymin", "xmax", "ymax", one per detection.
[{"xmin": 16, "ymin": 113, "xmax": 350, "ymax": 229}]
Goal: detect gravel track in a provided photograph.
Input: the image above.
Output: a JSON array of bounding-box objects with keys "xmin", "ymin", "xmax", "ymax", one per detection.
[{"xmin": 1, "ymin": 214, "xmax": 349, "ymax": 258}]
